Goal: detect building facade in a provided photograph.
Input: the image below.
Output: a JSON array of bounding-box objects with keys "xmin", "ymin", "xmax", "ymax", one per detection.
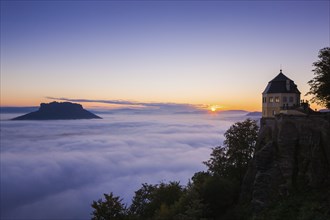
[{"xmin": 262, "ymin": 70, "xmax": 301, "ymax": 117}]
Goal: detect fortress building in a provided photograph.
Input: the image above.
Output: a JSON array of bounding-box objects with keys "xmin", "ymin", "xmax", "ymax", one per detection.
[{"xmin": 262, "ymin": 70, "xmax": 301, "ymax": 117}]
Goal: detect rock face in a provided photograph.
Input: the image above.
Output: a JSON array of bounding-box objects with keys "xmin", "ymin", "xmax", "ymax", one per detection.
[
  {"xmin": 241, "ymin": 113, "xmax": 330, "ymax": 213},
  {"xmin": 12, "ymin": 102, "xmax": 101, "ymax": 120}
]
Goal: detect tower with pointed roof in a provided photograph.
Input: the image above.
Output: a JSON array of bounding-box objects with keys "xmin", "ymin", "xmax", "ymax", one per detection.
[{"xmin": 262, "ymin": 70, "xmax": 301, "ymax": 117}]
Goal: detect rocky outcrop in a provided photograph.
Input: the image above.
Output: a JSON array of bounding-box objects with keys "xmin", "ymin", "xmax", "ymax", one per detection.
[
  {"xmin": 12, "ymin": 102, "xmax": 101, "ymax": 120},
  {"xmin": 241, "ymin": 113, "xmax": 330, "ymax": 213}
]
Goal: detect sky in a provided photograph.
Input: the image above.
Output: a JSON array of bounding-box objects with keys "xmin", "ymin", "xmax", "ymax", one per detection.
[
  {"xmin": 0, "ymin": 111, "xmax": 255, "ymax": 219},
  {"xmin": 0, "ymin": 0, "xmax": 329, "ymax": 111}
]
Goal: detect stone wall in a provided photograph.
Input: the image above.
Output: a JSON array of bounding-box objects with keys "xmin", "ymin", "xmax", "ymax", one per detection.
[{"xmin": 262, "ymin": 93, "xmax": 300, "ymax": 117}]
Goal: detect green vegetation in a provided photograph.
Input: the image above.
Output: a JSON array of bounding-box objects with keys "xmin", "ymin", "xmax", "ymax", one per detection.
[
  {"xmin": 129, "ymin": 182, "xmax": 184, "ymax": 220},
  {"xmin": 256, "ymin": 189, "xmax": 330, "ymax": 220},
  {"xmin": 91, "ymin": 192, "xmax": 127, "ymax": 220},
  {"xmin": 204, "ymin": 119, "xmax": 258, "ymax": 185},
  {"xmin": 91, "ymin": 119, "xmax": 258, "ymax": 220},
  {"xmin": 307, "ymin": 47, "xmax": 330, "ymax": 108}
]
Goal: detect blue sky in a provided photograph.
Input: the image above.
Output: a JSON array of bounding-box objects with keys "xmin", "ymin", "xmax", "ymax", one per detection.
[{"xmin": 1, "ymin": 0, "xmax": 329, "ymax": 110}]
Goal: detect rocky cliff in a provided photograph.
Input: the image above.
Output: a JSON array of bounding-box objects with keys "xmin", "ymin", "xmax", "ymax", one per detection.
[
  {"xmin": 12, "ymin": 102, "xmax": 101, "ymax": 120},
  {"xmin": 241, "ymin": 113, "xmax": 330, "ymax": 215}
]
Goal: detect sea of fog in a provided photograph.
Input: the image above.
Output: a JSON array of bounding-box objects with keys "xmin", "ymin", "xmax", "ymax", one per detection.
[{"xmin": 0, "ymin": 111, "xmax": 259, "ymax": 219}]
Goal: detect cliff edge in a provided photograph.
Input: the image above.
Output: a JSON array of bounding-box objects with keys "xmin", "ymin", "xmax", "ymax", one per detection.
[
  {"xmin": 241, "ymin": 113, "xmax": 330, "ymax": 216},
  {"xmin": 12, "ymin": 102, "xmax": 101, "ymax": 120}
]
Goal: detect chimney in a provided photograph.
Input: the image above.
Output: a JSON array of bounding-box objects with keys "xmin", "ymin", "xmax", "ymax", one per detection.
[{"xmin": 286, "ymin": 79, "xmax": 290, "ymax": 91}]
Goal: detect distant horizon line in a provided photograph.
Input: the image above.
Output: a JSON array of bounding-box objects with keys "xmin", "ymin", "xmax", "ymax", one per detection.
[
  {"xmin": 1, "ymin": 97, "xmax": 264, "ymax": 112},
  {"xmin": 0, "ymin": 105, "xmax": 261, "ymax": 113}
]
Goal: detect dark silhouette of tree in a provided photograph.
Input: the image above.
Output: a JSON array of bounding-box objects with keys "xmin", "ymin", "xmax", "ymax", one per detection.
[
  {"xmin": 191, "ymin": 172, "xmax": 238, "ymax": 219},
  {"xmin": 91, "ymin": 193, "xmax": 127, "ymax": 220},
  {"xmin": 307, "ymin": 47, "xmax": 330, "ymax": 108},
  {"xmin": 129, "ymin": 182, "xmax": 184, "ymax": 220},
  {"xmin": 172, "ymin": 174, "xmax": 210, "ymax": 220},
  {"xmin": 204, "ymin": 119, "xmax": 258, "ymax": 184},
  {"xmin": 203, "ymin": 146, "xmax": 229, "ymax": 176},
  {"xmin": 129, "ymin": 183, "xmax": 156, "ymax": 219}
]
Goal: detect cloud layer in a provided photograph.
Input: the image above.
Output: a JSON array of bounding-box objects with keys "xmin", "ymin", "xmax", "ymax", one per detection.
[
  {"xmin": 46, "ymin": 97, "xmax": 207, "ymax": 114},
  {"xmin": 1, "ymin": 112, "xmax": 254, "ymax": 219}
]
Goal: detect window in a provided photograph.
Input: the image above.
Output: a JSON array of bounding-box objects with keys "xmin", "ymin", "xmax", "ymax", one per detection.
[
  {"xmin": 262, "ymin": 97, "xmax": 266, "ymax": 103},
  {"xmin": 289, "ymin": 97, "xmax": 294, "ymax": 103},
  {"xmin": 273, "ymin": 110, "xmax": 276, "ymax": 115},
  {"xmin": 283, "ymin": 96, "xmax": 287, "ymax": 102},
  {"xmin": 275, "ymin": 97, "xmax": 280, "ymax": 103},
  {"xmin": 269, "ymin": 97, "xmax": 274, "ymax": 103}
]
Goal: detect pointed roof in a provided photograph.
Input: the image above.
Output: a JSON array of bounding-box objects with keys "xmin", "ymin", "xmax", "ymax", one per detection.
[
  {"xmin": 262, "ymin": 70, "xmax": 300, "ymax": 94},
  {"xmin": 271, "ymin": 70, "xmax": 291, "ymax": 81}
]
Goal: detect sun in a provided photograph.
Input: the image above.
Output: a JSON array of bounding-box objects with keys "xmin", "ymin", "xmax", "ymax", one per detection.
[{"xmin": 209, "ymin": 105, "xmax": 221, "ymax": 112}]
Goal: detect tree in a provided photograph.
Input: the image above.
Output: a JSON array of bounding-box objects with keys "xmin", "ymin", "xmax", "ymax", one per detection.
[
  {"xmin": 129, "ymin": 183, "xmax": 156, "ymax": 219},
  {"xmin": 224, "ymin": 118, "xmax": 258, "ymax": 184},
  {"xmin": 203, "ymin": 146, "xmax": 229, "ymax": 177},
  {"xmin": 129, "ymin": 182, "xmax": 184, "ymax": 220},
  {"xmin": 172, "ymin": 175, "xmax": 210, "ymax": 220},
  {"xmin": 204, "ymin": 118, "xmax": 258, "ymax": 184},
  {"xmin": 91, "ymin": 192, "xmax": 127, "ymax": 220},
  {"xmin": 307, "ymin": 47, "xmax": 330, "ymax": 108}
]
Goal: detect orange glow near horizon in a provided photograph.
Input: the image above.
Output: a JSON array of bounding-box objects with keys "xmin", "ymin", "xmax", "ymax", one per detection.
[
  {"xmin": 0, "ymin": 96, "xmax": 262, "ymax": 111},
  {"xmin": 0, "ymin": 95, "xmax": 325, "ymax": 112}
]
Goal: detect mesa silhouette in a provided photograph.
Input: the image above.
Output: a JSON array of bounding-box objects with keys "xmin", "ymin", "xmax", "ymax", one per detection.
[{"xmin": 12, "ymin": 102, "xmax": 101, "ymax": 120}]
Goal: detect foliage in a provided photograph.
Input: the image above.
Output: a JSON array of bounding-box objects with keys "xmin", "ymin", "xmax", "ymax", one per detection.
[
  {"xmin": 203, "ymin": 146, "xmax": 229, "ymax": 176},
  {"xmin": 91, "ymin": 192, "xmax": 127, "ymax": 220},
  {"xmin": 129, "ymin": 181, "xmax": 184, "ymax": 220},
  {"xmin": 257, "ymin": 189, "xmax": 330, "ymax": 220},
  {"xmin": 204, "ymin": 118, "xmax": 258, "ymax": 184},
  {"xmin": 307, "ymin": 47, "xmax": 330, "ymax": 108},
  {"xmin": 192, "ymin": 172, "xmax": 239, "ymax": 218},
  {"xmin": 128, "ymin": 183, "xmax": 156, "ymax": 219}
]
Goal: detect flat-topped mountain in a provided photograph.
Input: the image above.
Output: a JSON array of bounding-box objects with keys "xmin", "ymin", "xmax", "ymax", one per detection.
[{"xmin": 12, "ymin": 102, "xmax": 101, "ymax": 120}]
